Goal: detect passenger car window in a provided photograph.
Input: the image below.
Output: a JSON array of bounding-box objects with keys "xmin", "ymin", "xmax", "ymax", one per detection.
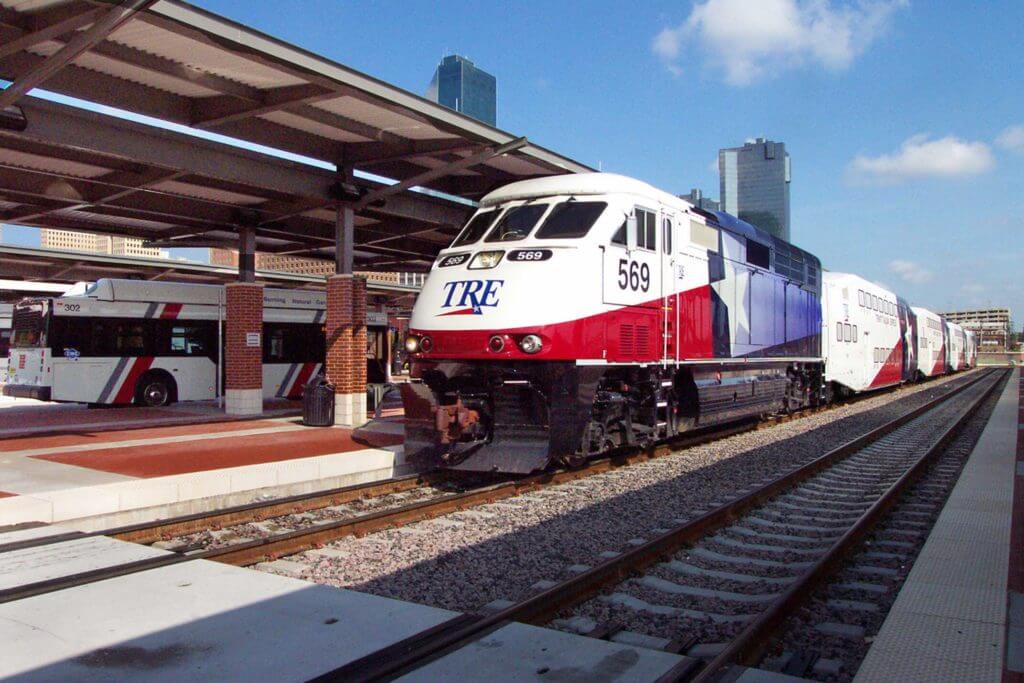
[
  {"xmin": 535, "ymin": 201, "xmax": 607, "ymax": 239},
  {"xmin": 484, "ymin": 204, "xmax": 547, "ymax": 242},
  {"xmin": 451, "ymin": 209, "xmax": 497, "ymax": 248}
]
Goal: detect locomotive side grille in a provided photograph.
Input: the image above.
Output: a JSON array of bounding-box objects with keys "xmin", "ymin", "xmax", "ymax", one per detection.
[
  {"xmin": 636, "ymin": 325, "xmax": 650, "ymax": 356},
  {"xmin": 620, "ymin": 324, "xmax": 635, "ymax": 356}
]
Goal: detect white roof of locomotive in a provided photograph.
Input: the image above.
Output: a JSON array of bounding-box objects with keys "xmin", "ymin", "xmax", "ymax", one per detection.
[{"xmin": 480, "ymin": 172, "xmax": 693, "ymax": 211}]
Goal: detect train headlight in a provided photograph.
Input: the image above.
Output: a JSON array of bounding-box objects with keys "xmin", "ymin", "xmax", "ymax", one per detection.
[
  {"xmin": 468, "ymin": 250, "xmax": 504, "ymax": 269},
  {"xmin": 519, "ymin": 334, "xmax": 543, "ymax": 354},
  {"xmin": 488, "ymin": 335, "xmax": 505, "ymax": 353},
  {"xmin": 404, "ymin": 335, "xmax": 420, "ymax": 353}
]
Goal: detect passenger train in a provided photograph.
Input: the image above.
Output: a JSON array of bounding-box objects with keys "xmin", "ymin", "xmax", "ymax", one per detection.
[{"xmin": 402, "ymin": 173, "xmax": 977, "ymax": 473}]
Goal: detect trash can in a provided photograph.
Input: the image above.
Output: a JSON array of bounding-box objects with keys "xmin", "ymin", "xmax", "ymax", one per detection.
[{"xmin": 302, "ymin": 376, "xmax": 335, "ymax": 427}]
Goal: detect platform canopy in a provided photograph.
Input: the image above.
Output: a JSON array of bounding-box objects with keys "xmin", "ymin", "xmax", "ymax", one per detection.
[
  {"xmin": 0, "ymin": 244, "xmax": 427, "ymax": 298},
  {"xmin": 0, "ymin": 0, "xmax": 591, "ymax": 270}
]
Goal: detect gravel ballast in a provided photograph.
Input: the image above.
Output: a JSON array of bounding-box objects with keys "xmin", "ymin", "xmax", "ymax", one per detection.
[{"xmin": 259, "ymin": 373, "xmax": 979, "ymax": 614}]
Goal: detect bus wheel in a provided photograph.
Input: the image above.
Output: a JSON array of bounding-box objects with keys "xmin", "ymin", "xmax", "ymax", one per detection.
[{"xmin": 135, "ymin": 373, "xmax": 174, "ymax": 407}]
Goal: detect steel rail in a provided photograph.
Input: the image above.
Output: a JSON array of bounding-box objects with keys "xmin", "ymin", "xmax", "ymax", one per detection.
[
  {"xmin": 680, "ymin": 367, "xmax": 1007, "ymax": 682},
  {"xmin": 0, "ymin": 371, "xmax": 980, "ymax": 609},
  {"xmin": 0, "ymin": 369, "xmax": 957, "ymax": 557},
  {"xmin": 317, "ymin": 369, "xmax": 998, "ymax": 682}
]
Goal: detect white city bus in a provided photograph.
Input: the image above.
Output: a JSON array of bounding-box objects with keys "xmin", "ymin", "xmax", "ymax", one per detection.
[{"xmin": 3, "ymin": 279, "xmax": 325, "ymax": 406}]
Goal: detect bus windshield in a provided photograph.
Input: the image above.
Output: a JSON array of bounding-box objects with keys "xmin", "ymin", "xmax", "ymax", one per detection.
[{"xmin": 10, "ymin": 303, "xmax": 46, "ymax": 348}]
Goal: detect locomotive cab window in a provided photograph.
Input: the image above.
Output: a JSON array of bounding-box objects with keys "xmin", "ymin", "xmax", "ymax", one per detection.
[
  {"xmin": 451, "ymin": 209, "xmax": 497, "ymax": 248},
  {"xmin": 484, "ymin": 204, "xmax": 548, "ymax": 242},
  {"xmin": 635, "ymin": 208, "xmax": 656, "ymax": 251},
  {"xmin": 535, "ymin": 201, "xmax": 607, "ymax": 239},
  {"xmin": 611, "ymin": 220, "xmax": 627, "ymax": 246}
]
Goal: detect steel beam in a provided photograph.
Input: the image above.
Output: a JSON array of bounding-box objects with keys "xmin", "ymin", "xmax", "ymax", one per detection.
[
  {"xmin": 353, "ymin": 137, "xmax": 528, "ymax": 211},
  {"xmin": 0, "ymin": 6, "xmax": 105, "ymax": 60},
  {"xmin": 0, "ymin": 0, "xmax": 160, "ymax": 109},
  {"xmin": 189, "ymin": 84, "xmax": 336, "ymax": 128}
]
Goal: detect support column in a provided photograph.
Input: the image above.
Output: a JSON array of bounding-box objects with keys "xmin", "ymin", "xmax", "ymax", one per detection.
[
  {"xmin": 226, "ymin": 225, "xmax": 262, "ymax": 415},
  {"xmin": 225, "ymin": 282, "xmax": 264, "ymax": 415},
  {"xmin": 351, "ymin": 275, "xmax": 367, "ymax": 425},
  {"xmin": 325, "ymin": 274, "xmax": 352, "ymax": 423}
]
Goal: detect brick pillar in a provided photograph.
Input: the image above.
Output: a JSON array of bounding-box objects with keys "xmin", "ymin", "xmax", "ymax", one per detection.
[
  {"xmin": 325, "ymin": 274, "xmax": 366, "ymax": 426},
  {"xmin": 351, "ymin": 276, "xmax": 367, "ymax": 425},
  {"xmin": 225, "ymin": 282, "xmax": 263, "ymax": 415}
]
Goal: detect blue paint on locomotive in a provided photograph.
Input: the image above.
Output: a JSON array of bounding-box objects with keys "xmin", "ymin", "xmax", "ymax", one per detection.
[{"xmin": 705, "ymin": 210, "xmax": 822, "ymax": 360}]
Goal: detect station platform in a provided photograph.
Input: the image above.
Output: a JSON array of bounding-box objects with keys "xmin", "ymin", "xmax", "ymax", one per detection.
[
  {"xmin": 855, "ymin": 368, "xmax": 1022, "ymax": 682},
  {"xmin": 0, "ymin": 531, "xmax": 687, "ymax": 681},
  {"xmin": 0, "ymin": 397, "xmax": 407, "ymax": 529}
]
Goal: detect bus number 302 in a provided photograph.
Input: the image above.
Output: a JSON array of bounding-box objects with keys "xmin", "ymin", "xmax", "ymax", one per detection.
[{"xmin": 617, "ymin": 259, "xmax": 650, "ymax": 292}]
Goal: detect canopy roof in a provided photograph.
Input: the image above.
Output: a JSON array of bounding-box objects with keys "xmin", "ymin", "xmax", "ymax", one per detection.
[{"xmin": 0, "ymin": 0, "xmax": 591, "ymax": 269}]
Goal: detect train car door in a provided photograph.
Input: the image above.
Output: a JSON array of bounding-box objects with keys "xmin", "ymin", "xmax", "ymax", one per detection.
[
  {"xmin": 602, "ymin": 206, "xmax": 662, "ymax": 361},
  {"xmin": 660, "ymin": 212, "xmax": 675, "ymax": 363}
]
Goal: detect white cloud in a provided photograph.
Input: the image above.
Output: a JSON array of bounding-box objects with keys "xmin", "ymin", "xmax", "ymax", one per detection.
[
  {"xmin": 961, "ymin": 283, "xmax": 985, "ymax": 294},
  {"xmin": 848, "ymin": 134, "xmax": 995, "ymax": 183},
  {"xmin": 996, "ymin": 125, "xmax": 1024, "ymax": 153},
  {"xmin": 652, "ymin": 0, "xmax": 906, "ymax": 85},
  {"xmin": 888, "ymin": 259, "xmax": 933, "ymax": 285}
]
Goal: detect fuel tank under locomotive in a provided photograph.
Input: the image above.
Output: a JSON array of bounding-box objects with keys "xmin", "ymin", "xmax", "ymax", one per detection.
[{"xmin": 401, "ymin": 360, "xmax": 821, "ymax": 474}]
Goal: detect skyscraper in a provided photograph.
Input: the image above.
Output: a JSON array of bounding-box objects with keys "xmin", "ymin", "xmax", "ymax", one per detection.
[
  {"xmin": 719, "ymin": 138, "xmax": 791, "ymax": 241},
  {"xmin": 425, "ymin": 55, "xmax": 496, "ymax": 126},
  {"xmin": 679, "ymin": 188, "xmax": 720, "ymax": 212}
]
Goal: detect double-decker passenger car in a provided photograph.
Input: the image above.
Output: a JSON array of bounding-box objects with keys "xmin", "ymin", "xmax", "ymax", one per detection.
[
  {"xmin": 821, "ymin": 273, "xmax": 912, "ymax": 394},
  {"xmin": 912, "ymin": 306, "xmax": 947, "ymax": 378},
  {"xmin": 4, "ymin": 280, "xmax": 324, "ymax": 405},
  {"xmin": 402, "ymin": 173, "xmax": 823, "ymax": 473}
]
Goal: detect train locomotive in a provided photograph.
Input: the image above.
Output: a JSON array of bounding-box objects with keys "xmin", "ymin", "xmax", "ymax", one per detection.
[{"xmin": 401, "ymin": 173, "xmax": 975, "ymax": 474}]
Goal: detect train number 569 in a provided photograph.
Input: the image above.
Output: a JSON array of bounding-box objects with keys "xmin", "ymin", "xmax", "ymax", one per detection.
[{"xmin": 617, "ymin": 259, "xmax": 650, "ymax": 292}]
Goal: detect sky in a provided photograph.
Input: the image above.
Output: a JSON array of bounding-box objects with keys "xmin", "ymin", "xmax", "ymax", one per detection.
[{"xmin": 4, "ymin": 0, "xmax": 1022, "ymax": 320}]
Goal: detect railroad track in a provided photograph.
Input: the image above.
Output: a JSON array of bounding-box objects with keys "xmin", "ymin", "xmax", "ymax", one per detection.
[
  {"xmin": 318, "ymin": 368, "xmax": 1005, "ymax": 682},
  {"xmin": 0, "ymin": 370, "xmax": 981, "ymax": 608}
]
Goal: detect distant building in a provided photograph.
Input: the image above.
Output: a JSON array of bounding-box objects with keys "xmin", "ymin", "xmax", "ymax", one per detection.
[
  {"xmin": 40, "ymin": 229, "xmax": 168, "ymax": 259},
  {"xmin": 940, "ymin": 308, "xmax": 1012, "ymax": 351},
  {"xmin": 679, "ymin": 188, "xmax": 720, "ymax": 212},
  {"xmin": 425, "ymin": 55, "xmax": 496, "ymax": 126},
  {"xmin": 210, "ymin": 248, "xmax": 335, "ymax": 276},
  {"xmin": 719, "ymin": 138, "xmax": 791, "ymax": 241},
  {"xmin": 209, "ymin": 249, "xmax": 425, "ymax": 287}
]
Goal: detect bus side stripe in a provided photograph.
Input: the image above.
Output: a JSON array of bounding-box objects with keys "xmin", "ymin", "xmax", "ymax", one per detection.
[
  {"xmin": 113, "ymin": 357, "xmax": 155, "ymax": 404},
  {"xmin": 276, "ymin": 363, "xmax": 299, "ymax": 398},
  {"xmin": 97, "ymin": 357, "xmax": 131, "ymax": 403},
  {"xmin": 288, "ymin": 362, "xmax": 317, "ymax": 400},
  {"xmin": 160, "ymin": 303, "xmax": 182, "ymax": 319}
]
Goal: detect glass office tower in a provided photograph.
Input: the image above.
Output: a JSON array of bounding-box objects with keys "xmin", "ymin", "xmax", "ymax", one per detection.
[
  {"xmin": 719, "ymin": 138, "xmax": 791, "ymax": 241},
  {"xmin": 425, "ymin": 55, "xmax": 497, "ymax": 126}
]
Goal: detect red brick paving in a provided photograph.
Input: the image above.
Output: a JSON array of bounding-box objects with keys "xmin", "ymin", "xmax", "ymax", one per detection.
[
  {"xmin": 0, "ymin": 419, "xmax": 285, "ymax": 453},
  {"xmin": 32, "ymin": 427, "xmax": 403, "ymax": 478},
  {"xmin": 0, "ymin": 405, "xmax": 197, "ymax": 431}
]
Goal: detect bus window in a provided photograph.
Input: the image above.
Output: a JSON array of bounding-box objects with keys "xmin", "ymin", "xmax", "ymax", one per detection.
[
  {"xmin": 170, "ymin": 325, "xmax": 208, "ymax": 355},
  {"xmin": 114, "ymin": 322, "xmax": 146, "ymax": 355}
]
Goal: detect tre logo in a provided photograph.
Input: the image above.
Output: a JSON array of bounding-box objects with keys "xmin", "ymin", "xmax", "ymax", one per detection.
[{"xmin": 439, "ymin": 279, "xmax": 504, "ymax": 316}]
